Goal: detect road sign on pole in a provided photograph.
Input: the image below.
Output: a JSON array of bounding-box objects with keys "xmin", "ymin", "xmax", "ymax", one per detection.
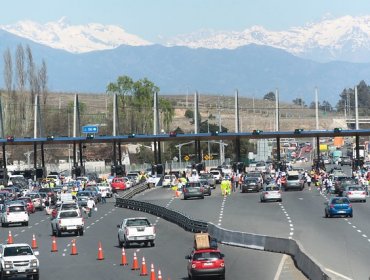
[{"xmin": 82, "ymin": 125, "xmax": 99, "ymax": 134}]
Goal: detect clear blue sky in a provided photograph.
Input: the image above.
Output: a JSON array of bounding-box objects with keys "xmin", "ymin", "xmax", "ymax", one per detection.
[{"xmin": 1, "ymin": 0, "xmax": 370, "ymax": 41}]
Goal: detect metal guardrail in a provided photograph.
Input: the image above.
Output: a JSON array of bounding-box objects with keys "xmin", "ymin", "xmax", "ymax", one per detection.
[{"xmin": 115, "ymin": 184, "xmax": 329, "ymax": 280}]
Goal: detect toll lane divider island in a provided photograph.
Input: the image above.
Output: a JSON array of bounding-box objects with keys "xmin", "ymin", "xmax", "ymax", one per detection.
[{"xmin": 116, "ymin": 183, "xmax": 330, "ymax": 280}]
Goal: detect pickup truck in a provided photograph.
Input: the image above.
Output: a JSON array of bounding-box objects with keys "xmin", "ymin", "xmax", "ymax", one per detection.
[
  {"xmin": 117, "ymin": 217, "xmax": 155, "ymax": 248},
  {"xmin": 51, "ymin": 209, "xmax": 84, "ymax": 236},
  {"xmin": 0, "ymin": 243, "xmax": 39, "ymax": 279}
]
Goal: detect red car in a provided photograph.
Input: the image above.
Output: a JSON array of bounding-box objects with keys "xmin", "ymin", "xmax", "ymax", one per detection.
[
  {"xmin": 17, "ymin": 197, "xmax": 36, "ymax": 214},
  {"xmin": 111, "ymin": 177, "xmax": 127, "ymax": 192},
  {"xmin": 186, "ymin": 248, "xmax": 225, "ymax": 279}
]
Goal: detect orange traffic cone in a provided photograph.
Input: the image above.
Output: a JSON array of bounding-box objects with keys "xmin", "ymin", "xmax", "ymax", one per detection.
[
  {"xmin": 131, "ymin": 252, "xmax": 139, "ymax": 270},
  {"xmin": 51, "ymin": 236, "xmax": 58, "ymax": 252},
  {"xmin": 31, "ymin": 234, "xmax": 38, "ymax": 249},
  {"xmin": 158, "ymin": 269, "xmax": 162, "ymax": 280},
  {"xmin": 71, "ymin": 239, "xmax": 78, "ymax": 255},
  {"xmin": 140, "ymin": 257, "xmax": 148, "ymax": 276},
  {"xmin": 97, "ymin": 241, "xmax": 104, "ymax": 260},
  {"xmin": 150, "ymin": 263, "xmax": 156, "ymax": 280},
  {"xmin": 120, "ymin": 247, "xmax": 128, "ymax": 266},
  {"xmin": 7, "ymin": 231, "xmax": 13, "ymax": 244}
]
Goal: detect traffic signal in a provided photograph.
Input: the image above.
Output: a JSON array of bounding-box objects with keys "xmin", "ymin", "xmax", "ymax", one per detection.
[
  {"xmin": 86, "ymin": 134, "xmax": 94, "ymax": 140},
  {"xmin": 294, "ymin": 128, "xmax": 304, "ymax": 134},
  {"xmin": 128, "ymin": 133, "xmax": 136, "ymax": 138},
  {"xmin": 211, "ymin": 131, "xmax": 219, "ymax": 136},
  {"xmin": 46, "ymin": 136, "xmax": 54, "ymax": 141},
  {"xmin": 334, "ymin": 128, "xmax": 342, "ymax": 133},
  {"xmin": 169, "ymin": 131, "xmax": 177, "ymax": 137},
  {"xmin": 6, "ymin": 136, "xmax": 14, "ymax": 142},
  {"xmin": 252, "ymin": 130, "xmax": 262, "ymax": 135}
]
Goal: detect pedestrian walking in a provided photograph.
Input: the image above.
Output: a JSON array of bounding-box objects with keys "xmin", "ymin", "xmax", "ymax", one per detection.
[
  {"xmin": 101, "ymin": 189, "xmax": 107, "ymax": 204},
  {"xmin": 87, "ymin": 197, "xmax": 96, "ymax": 218}
]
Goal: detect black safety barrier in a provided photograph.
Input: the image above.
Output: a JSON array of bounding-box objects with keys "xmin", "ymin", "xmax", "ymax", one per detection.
[{"xmin": 115, "ymin": 185, "xmax": 329, "ymax": 279}]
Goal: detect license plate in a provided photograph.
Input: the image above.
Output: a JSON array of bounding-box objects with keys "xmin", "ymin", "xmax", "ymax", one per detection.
[
  {"xmin": 203, "ymin": 262, "xmax": 213, "ymax": 266},
  {"xmin": 67, "ymin": 226, "xmax": 77, "ymax": 230},
  {"xmin": 337, "ymin": 211, "xmax": 345, "ymax": 213},
  {"xmin": 18, "ymin": 268, "xmax": 26, "ymax": 272}
]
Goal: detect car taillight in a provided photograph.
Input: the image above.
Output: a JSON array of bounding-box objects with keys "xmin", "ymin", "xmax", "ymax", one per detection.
[
  {"xmin": 200, "ymin": 187, "xmax": 204, "ymax": 192},
  {"xmin": 349, "ymin": 204, "xmax": 352, "ymax": 208},
  {"xmin": 59, "ymin": 220, "xmax": 62, "ymax": 225},
  {"xmin": 362, "ymin": 192, "xmax": 366, "ymax": 195},
  {"xmin": 153, "ymin": 226, "xmax": 156, "ymax": 234},
  {"xmin": 125, "ymin": 228, "xmax": 129, "ymax": 236},
  {"xmin": 264, "ymin": 192, "xmax": 269, "ymax": 195},
  {"xmin": 330, "ymin": 204, "xmax": 334, "ymax": 208},
  {"xmin": 6, "ymin": 209, "xmax": 9, "ymax": 215},
  {"xmin": 220, "ymin": 262, "xmax": 225, "ymax": 267},
  {"xmin": 348, "ymin": 192, "xmax": 352, "ymax": 195},
  {"xmin": 191, "ymin": 264, "xmax": 196, "ymax": 269},
  {"xmin": 184, "ymin": 188, "xmax": 188, "ymax": 193}
]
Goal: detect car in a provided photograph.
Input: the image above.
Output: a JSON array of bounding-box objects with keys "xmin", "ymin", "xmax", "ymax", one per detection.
[
  {"xmin": 260, "ymin": 184, "xmax": 282, "ymax": 202},
  {"xmin": 325, "ymin": 197, "xmax": 353, "ymax": 218},
  {"xmin": 51, "ymin": 209, "xmax": 84, "ymax": 236},
  {"xmin": 76, "ymin": 191, "xmax": 95, "ymax": 207},
  {"xmin": 0, "ymin": 202, "xmax": 29, "ymax": 227},
  {"xmin": 85, "ymin": 186, "xmax": 102, "ymax": 202},
  {"xmin": 25, "ymin": 192, "xmax": 44, "ymax": 210},
  {"xmin": 340, "ymin": 156, "xmax": 352, "ymax": 166},
  {"xmin": 182, "ymin": 182, "xmax": 205, "ymax": 200},
  {"xmin": 0, "ymin": 243, "xmax": 40, "ymax": 279},
  {"xmin": 241, "ymin": 177, "xmax": 260, "ymax": 193},
  {"xmin": 209, "ymin": 170, "xmax": 222, "ymax": 184},
  {"xmin": 198, "ymin": 179, "xmax": 212, "ymax": 196},
  {"xmin": 199, "ymin": 173, "xmax": 216, "ymax": 189},
  {"xmin": 343, "ymin": 185, "xmax": 366, "ymax": 202},
  {"xmin": 17, "ymin": 197, "xmax": 36, "ymax": 214},
  {"xmin": 96, "ymin": 183, "xmax": 113, "ymax": 198},
  {"xmin": 117, "ymin": 217, "xmax": 156, "ymax": 248},
  {"xmin": 38, "ymin": 188, "xmax": 57, "ymax": 204},
  {"xmin": 162, "ymin": 175, "xmax": 176, "ymax": 188},
  {"xmin": 110, "ymin": 177, "xmax": 127, "ymax": 192},
  {"xmin": 334, "ymin": 176, "xmax": 355, "ymax": 196},
  {"xmin": 284, "ymin": 171, "xmax": 304, "ymax": 191},
  {"xmin": 247, "ymin": 172, "xmax": 263, "ymax": 185},
  {"xmin": 186, "ymin": 248, "xmax": 225, "ymax": 279}
]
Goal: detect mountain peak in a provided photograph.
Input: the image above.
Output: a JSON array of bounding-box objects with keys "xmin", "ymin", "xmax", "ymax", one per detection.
[{"xmin": 0, "ymin": 19, "xmax": 152, "ymax": 53}]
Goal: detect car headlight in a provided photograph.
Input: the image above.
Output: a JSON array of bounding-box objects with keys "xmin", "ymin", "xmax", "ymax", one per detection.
[
  {"xmin": 4, "ymin": 261, "xmax": 13, "ymax": 269},
  {"xmin": 30, "ymin": 259, "xmax": 38, "ymax": 267}
]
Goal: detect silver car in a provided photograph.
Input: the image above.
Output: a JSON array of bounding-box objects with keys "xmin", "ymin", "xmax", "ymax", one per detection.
[
  {"xmin": 343, "ymin": 185, "xmax": 366, "ymax": 202},
  {"xmin": 260, "ymin": 184, "xmax": 282, "ymax": 202}
]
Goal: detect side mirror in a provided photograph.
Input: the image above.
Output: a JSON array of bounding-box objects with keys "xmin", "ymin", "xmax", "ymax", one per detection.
[
  {"xmin": 34, "ymin": 251, "xmax": 40, "ymax": 256},
  {"xmin": 117, "ymin": 224, "xmax": 120, "ymax": 228},
  {"xmin": 185, "ymin": 255, "xmax": 191, "ymax": 260},
  {"xmin": 220, "ymin": 253, "xmax": 225, "ymax": 258}
]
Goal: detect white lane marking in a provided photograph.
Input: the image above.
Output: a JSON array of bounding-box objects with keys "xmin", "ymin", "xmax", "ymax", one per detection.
[
  {"xmin": 298, "ymin": 198, "xmax": 303, "ymax": 200},
  {"xmin": 348, "ymin": 222, "xmax": 352, "ymax": 225},
  {"xmin": 325, "ymin": 268, "xmax": 353, "ymax": 280},
  {"xmin": 273, "ymin": 254, "xmax": 287, "ymax": 280},
  {"xmin": 217, "ymin": 223, "xmax": 221, "ymax": 226},
  {"xmin": 40, "ymin": 219, "xmax": 45, "ymax": 222},
  {"xmin": 352, "ymin": 225, "xmax": 356, "ymax": 229},
  {"xmin": 62, "ymin": 253, "xmax": 66, "ymax": 256},
  {"xmin": 21, "ymin": 230, "xmax": 25, "ymax": 233},
  {"xmin": 362, "ymin": 234, "xmax": 367, "ymax": 238},
  {"xmin": 368, "ymin": 239, "xmax": 370, "ymax": 242},
  {"xmin": 14, "ymin": 234, "xmax": 18, "ymax": 237},
  {"xmin": 289, "ymin": 232, "xmax": 294, "ymax": 236},
  {"xmin": 86, "ymin": 226, "xmax": 90, "ymax": 229},
  {"xmin": 91, "ymin": 223, "xmax": 95, "ymax": 225},
  {"xmin": 357, "ymin": 230, "xmax": 362, "ymax": 233},
  {"xmin": 35, "ymin": 223, "xmax": 39, "ymax": 225}
]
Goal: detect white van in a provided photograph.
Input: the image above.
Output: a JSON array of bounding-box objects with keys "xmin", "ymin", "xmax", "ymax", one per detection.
[
  {"xmin": 1, "ymin": 203, "xmax": 29, "ymax": 227},
  {"xmin": 210, "ymin": 170, "xmax": 222, "ymax": 184}
]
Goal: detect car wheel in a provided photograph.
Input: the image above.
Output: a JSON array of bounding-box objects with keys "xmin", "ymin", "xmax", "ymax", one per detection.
[
  {"xmin": 24, "ymin": 222, "xmax": 29, "ymax": 226},
  {"xmin": 349, "ymin": 213, "xmax": 353, "ymax": 218},
  {"xmin": 0, "ymin": 270, "xmax": 7, "ymax": 280},
  {"xmin": 51, "ymin": 226, "xmax": 56, "ymax": 236},
  {"xmin": 123, "ymin": 238, "xmax": 130, "ymax": 248},
  {"xmin": 150, "ymin": 241, "xmax": 155, "ymax": 247},
  {"xmin": 325, "ymin": 212, "xmax": 328, "ymax": 218},
  {"xmin": 2, "ymin": 222, "xmax": 8, "ymax": 228},
  {"xmin": 188, "ymin": 273, "xmax": 192, "ymax": 279},
  {"xmin": 57, "ymin": 228, "xmax": 62, "ymax": 237},
  {"xmin": 260, "ymin": 199, "xmax": 264, "ymax": 203},
  {"xmin": 201, "ymin": 196, "xmax": 204, "ymax": 199},
  {"xmin": 33, "ymin": 273, "xmax": 39, "ymax": 280},
  {"xmin": 364, "ymin": 200, "xmax": 366, "ymax": 203},
  {"xmin": 118, "ymin": 236, "xmax": 123, "ymax": 248}
]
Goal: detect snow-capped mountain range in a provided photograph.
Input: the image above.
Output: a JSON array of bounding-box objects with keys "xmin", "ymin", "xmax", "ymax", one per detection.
[
  {"xmin": 2, "ymin": 16, "xmax": 370, "ymax": 62},
  {"xmin": 0, "ymin": 17, "xmax": 151, "ymax": 53}
]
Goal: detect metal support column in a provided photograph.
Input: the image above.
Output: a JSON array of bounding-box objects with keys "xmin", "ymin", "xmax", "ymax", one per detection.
[
  {"xmin": 33, "ymin": 143, "xmax": 37, "ymax": 170},
  {"xmin": 235, "ymin": 138, "xmax": 241, "ymax": 162},
  {"xmin": 158, "ymin": 141, "xmax": 162, "ymax": 163},
  {"xmin": 196, "ymin": 140, "xmax": 201, "ymax": 163},
  {"xmin": 2, "ymin": 144, "xmax": 6, "ymax": 168},
  {"xmin": 316, "ymin": 136, "xmax": 320, "ymax": 161},
  {"xmin": 73, "ymin": 143, "xmax": 77, "ymax": 167},
  {"xmin": 118, "ymin": 142, "xmax": 122, "ymax": 165},
  {"xmin": 356, "ymin": 135, "xmax": 360, "ymax": 166},
  {"xmin": 41, "ymin": 143, "xmax": 45, "ymax": 168},
  {"xmin": 276, "ymin": 138, "xmax": 281, "ymax": 169},
  {"xmin": 79, "ymin": 142, "xmax": 83, "ymax": 168},
  {"xmin": 113, "ymin": 141, "xmax": 117, "ymax": 166},
  {"xmin": 154, "ymin": 141, "xmax": 158, "ymax": 164}
]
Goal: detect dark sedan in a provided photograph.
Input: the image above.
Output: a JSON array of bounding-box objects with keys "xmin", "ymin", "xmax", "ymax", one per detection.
[{"xmin": 241, "ymin": 178, "xmax": 261, "ymax": 193}]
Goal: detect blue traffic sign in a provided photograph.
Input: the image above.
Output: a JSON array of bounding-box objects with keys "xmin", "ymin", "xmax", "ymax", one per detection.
[{"xmin": 82, "ymin": 125, "xmax": 99, "ymax": 134}]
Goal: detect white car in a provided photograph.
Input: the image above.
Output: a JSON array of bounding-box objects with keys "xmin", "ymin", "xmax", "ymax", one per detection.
[
  {"xmin": 260, "ymin": 184, "xmax": 282, "ymax": 202},
  {"xmin": 1, "ymin": 203, "xmax": 29, "ymax": 227},
  {"xmin": 210, "ymin": 170, "xmax": 222, "ymax": 184},
  {"xmin": 117, "ymin": 217, "xmax": 156, "ymax": 248},
  {"xmin": 162, "ymin": 175, "xmax": 176, "ymax": 187},
  {"xmin": 0, "ymin": 243, "xmax": 39, "ymax": 279},
  {"xmin": 343, "ymin": 185, "xmax": 366, "ymax": 202},
  {"xmin": 97, "ymin": 183, "xmax": 113, "ymax": 197}
]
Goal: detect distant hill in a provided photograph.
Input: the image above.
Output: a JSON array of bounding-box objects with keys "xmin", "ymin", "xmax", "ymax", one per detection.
[{"xmin": 1, "ymin": 29, "xmax": 370, "ymax": 104}]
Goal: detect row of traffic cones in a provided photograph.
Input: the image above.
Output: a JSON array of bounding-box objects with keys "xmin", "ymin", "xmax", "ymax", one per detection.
[
  {"xmin": 50, "ymin": 237, "xmax": 168, "ymax": 279},
  {"xmin": 6, "ymin": 231, "xmax": 38, "ymax": 249}
]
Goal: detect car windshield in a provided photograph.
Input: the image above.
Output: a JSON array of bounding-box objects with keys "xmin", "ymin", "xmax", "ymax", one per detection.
[
  {"xmin": 245, "ymin": 179, "xmax": 257, "ymax": 183},
  {"xmin": 78, "ymin": 192, "xmax": 90, "ymax": 197},
  {"xmin": 4, "ymin": 246, "xmax": 33, "ymax": 256},
  {"xmin": 348, "ymin": 186, "xmax": 363, "ymax": 191},
  {"xmin": 265, "ymin": 186, "xmax": 279, "ymax": 191},
  {"xmin": 193, "ymin": 252, "xmax": 222, "ymax": 261},
  {"xmin": 186, "ymin": 182, "xmax": 201, "ymax": 188},
  {"xmin": 287, "ymin": 175, "xmax": 299, "ymax": 180},
  {"xmin": 126, "ymin": 219, "xmax": 150, "ymax": 226}
]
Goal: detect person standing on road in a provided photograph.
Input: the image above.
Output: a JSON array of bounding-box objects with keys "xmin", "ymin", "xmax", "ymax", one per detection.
[
  {"xmin": 101, "ymin": 189, "xmax": 107, "ymax": 204},
  {"xmin": 87, "ymin": 197, "xmax": 96, "ymax": 218}
]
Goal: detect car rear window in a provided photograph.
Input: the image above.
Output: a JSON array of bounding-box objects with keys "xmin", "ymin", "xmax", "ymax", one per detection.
[
  {"xmin": 265, "ymin": 186, "xmax": 279, "ymax": 191},
  {"xmin": 332, "ymin": 198, "xmax": 349, "ymax": 204},
  {"xmin": 193, "ymin": 252, "xmax": 222, "ymax": 261},
  {"xmin": 287, "ymin": 175, "xmax": 299, "ymax": 180},
  {"xmin": 8, "ymin": 206, "xmax": 26, "ymax": 212},
  {"xmin": 348, "ymin": 186, "xmax": 363, "ymax": 191},
  {"xmin": 126, "ymin": 219, "xmax": 150, "ymax": 226},
  {"xmin": 59, "ymin": 211, "xmax": 79, "ymax": 218}
]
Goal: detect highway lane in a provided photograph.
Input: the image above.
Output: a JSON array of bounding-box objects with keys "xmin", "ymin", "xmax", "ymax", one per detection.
[
  {"xmin": 282, "ymin": 187, "xmax": 370, "ymax": 279},
  {"xmin": 0, "ymin": 196, "xmax": 285, "ymax": 280}
]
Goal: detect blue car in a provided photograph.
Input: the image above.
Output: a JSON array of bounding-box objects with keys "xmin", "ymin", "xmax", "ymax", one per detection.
[{"xmin": 325, "ymin": 197, "xmax": 353, "ymax": 218}]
